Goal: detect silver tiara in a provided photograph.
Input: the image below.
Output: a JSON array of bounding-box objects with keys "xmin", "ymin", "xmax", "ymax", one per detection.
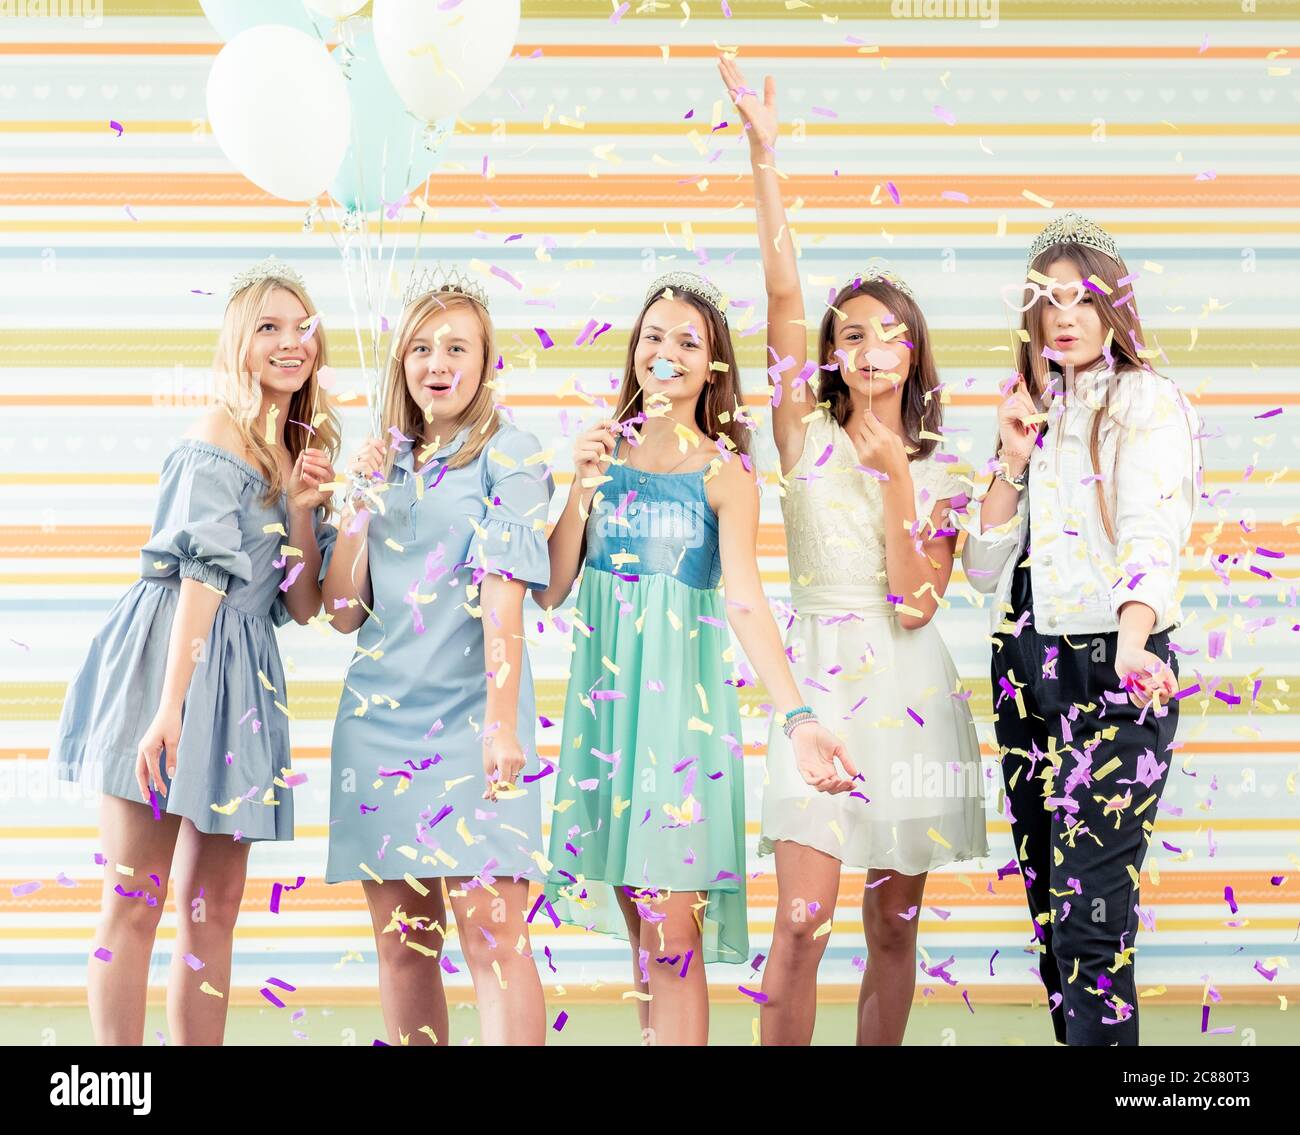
[
  {"xmin": 848, "ymin": 264, "xmax": 915, "ymax": 300},
  {"xmin": 402, "ymin": 263, "xmax": 491, "ymax": 311},
  {"xmin": 1027, "ymin": 211, "xmax": 1123, "ymax": 270},
  {"xmin": 644, "ymin": 271, "xmax": 727, "ymax": 319},
  {"xmin": 227, "ymin": 256, "xmax": 305, "ymax": 299}
]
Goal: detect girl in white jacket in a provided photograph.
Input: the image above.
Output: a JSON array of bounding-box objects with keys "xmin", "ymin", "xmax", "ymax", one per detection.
[{"xmin": 962, "ymin": 212, "xmax": 1202, "ymax": 1045}]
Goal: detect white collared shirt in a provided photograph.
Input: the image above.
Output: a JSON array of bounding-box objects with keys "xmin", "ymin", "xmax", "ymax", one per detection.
[{"xmin": 960, "ymin": 364, "xmax": 1203, "ymax": 635}]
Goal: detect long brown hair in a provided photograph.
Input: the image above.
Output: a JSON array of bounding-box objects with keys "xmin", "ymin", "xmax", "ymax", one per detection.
[
  {"xmin": 380, "ymin": 290, "xmax": 501, "ymax": 474},
  {"xmin": 816, "ymin": 278, "xmax": 942, "ymax": 460},
  {"xmin": 212, "ymin": 276, "xmax": 341, "ymax": 504},
  {"xmin": 612, "ymin": 289, "xmax": 751, "ymax": 456},
  {"xmin": 1015, "ymin": 242, "xmax": 1156, "ymax": 543}
]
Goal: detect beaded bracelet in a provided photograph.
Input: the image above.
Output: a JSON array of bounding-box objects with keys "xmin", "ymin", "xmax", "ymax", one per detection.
[{"xmin": 782, "ymin": 706, "xmax": 818, "ymax": 738}]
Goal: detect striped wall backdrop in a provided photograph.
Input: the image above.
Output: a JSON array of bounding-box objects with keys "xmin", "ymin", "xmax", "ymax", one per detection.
[{"xmin": 1, "ymin": 1, "xmax": 1297, "ymax": 1026}]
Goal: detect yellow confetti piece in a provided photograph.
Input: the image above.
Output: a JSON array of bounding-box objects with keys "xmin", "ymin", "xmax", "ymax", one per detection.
[
  {"xmin": 1126, "ymin": 863, "xmax": 1141, "ymax": 886},
  {"xmin": 602, "ymin": 655, "xmax": 620, "ymax": 675},
  {"xmin": 209, "ymin": 797, "xmax": 242, "ymax": 816},
  {"xmin": 492, "ymin": 959, "xmax": 507, "ymax": 989},
  {"xmin": 404, "ymin": 939, "xmax": 439, "ymax": 958},
  {"xmin": 812, "ymin": 919, "xmax": 833, "ymax": 940},
  {"xmin": 279, "ymin": 544, "xmax": 303, "ymax": 558},
  {"xmin": 199, "ymin": 981, "xmax": 224, "ymax": 998},
  {"xmin": 263, "ymin": 522, "xmax": 287, "ymax": 537},
  {"xmin": 359, "ymin": 862, "xmax": 384, "ymax": 884},
  {"xmin": 488, "ymin": 447, "xmax": 517, "ymax": 469},
  {"xmin": 384, "ymin": 537, "xmax": 405, "ymax": 552},
  {"xmin": 623, "ymin": 991, "xmax": 653, "ymax": 1002},
  {"xmin": 1093, "ymin": 756, "xmax": 1121, "ymax": 780},
  {"xmin": 418, "ymin": 1025, "xmax": 439, "ymax": 1043},
  {"xmin": 1067, "ymin": 957, "xmax": 1079, "ymax": 984},
  {"xmin": 695, "ymin": 682, "xmax": 709, "ymax": 715},
  {"xmin": 927, "ymin": 827, "xmax": 952, "ymax": 849},
  {"xmin": 455, "ymin": 817, "xmax": 476, "ymax": 846},
  {"xmin": 404, "ymin": 874, "xmax": 430, "ymax": 897},
  {"xmin": 687, "ymin": 716, "xmax": 713, "ymax": 735},
  {"xmin": 257, "ymin": 670, "xmax": 277, "ymax": 692},
  {"xmin": 1022, "ymin": 189, "xmax": 1054, "ymax": 208},
  {"xmin": 263, "ymin": 402, "xmax": 278, "ymax": 444},
  {"xmin": 1139, "ymin": 985, "xmax": 1167, "ymax": 999},
  {"xmin": 673, "ymin": 422, "xmax": 700, "ymax": 453},
  {"xmin": 494, "ymin": 660, "xmax": 511, "ymax": 689}
]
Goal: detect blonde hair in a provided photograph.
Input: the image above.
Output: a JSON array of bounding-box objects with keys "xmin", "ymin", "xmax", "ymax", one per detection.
[
  {"xmin": 212, "ymin": 276, "xmax": 341, "ymax": 504},
  {"xmin": 380, "ymin": 291, "xmax": 501, "ymax": 473}
]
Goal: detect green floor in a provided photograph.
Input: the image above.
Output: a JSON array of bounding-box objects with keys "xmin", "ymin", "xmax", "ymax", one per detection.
[{"xmin": 6, "ymin": 1003, "xmax": 1294, "ymax": 1046}]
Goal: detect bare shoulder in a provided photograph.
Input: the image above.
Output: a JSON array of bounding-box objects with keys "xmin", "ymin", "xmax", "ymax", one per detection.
[
  {"xmin": 183, "ymin": 408, "xmax": 244, "ymax": 452},
  {"xmin": 705, "ymin": 448, "xmax": 759, "ymax": 515}
]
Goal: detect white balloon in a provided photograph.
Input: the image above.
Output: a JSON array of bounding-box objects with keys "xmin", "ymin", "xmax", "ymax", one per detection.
[
  {"xmin": 206, "ymin": 25, "xmax": 351, "ymax": 202},
  {"xmin": 303, "ymin": 0, "xmax": 366, "ymax": 18},
  {"xmin": 372, "ymin": 0, "xmax": 519, "ymax": 122}
]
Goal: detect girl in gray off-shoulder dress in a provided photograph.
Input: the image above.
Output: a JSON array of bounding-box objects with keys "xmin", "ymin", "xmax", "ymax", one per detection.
[{"xmin": 50, "ymin": 258, "xmax": 340, "ymax": 1045}]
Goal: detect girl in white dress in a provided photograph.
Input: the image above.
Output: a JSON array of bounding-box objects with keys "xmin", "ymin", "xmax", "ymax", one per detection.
[{"xmin": 722, "ymin": 57, "xmax": 988, "ymax": 1046}]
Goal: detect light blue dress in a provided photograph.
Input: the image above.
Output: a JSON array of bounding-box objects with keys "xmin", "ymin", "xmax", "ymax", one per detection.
[
  {"xmin": 324, "ymin": 422, "xmax": 554, "ymax": 884},
  {"xmin": 52, "ymin": 439, "xmax": 337, "ymax": 841}
]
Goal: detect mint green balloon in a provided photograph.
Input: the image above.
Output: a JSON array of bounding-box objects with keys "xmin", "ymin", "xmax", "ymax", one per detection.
[
  {"xmin": 329, "ymin": 23, "xmax": 455, "ymax": 215},
  {"xmin": 198, "ymin": 0, "xmax": 326, "ymax": 41}
]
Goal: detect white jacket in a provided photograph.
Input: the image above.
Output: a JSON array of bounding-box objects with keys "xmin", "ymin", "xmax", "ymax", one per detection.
[{"xmin": 960, "ymin": 365, "xmax": 1203, "ymax": 636}]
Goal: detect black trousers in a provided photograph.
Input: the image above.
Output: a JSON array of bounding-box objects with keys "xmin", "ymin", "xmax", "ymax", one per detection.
[{"xmin": 992, "ymin": 611, "xmax": 1179, "ymax": 1046}]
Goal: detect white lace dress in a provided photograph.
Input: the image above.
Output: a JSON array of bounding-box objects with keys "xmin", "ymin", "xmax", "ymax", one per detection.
[{"xmin": 760, "ymin": 412, "xmax": 989, "ymax": 874}]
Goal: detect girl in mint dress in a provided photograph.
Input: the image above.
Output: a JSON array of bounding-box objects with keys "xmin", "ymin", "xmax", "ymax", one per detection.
[{"xmin": 535, "ymin": 272, "xmax": 859, "ymax": 1045}]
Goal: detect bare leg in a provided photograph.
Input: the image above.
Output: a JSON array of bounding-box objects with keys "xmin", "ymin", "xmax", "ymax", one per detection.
[
  {"xmin": 614, "ymin": 885, "xmax": 651, "ymax": 1039},
  {"xmin": 445, "ymin": 877, "xmax": 545, "ymax": 1045},
  {"xmin": 89, "ymin": 795, "xmax": 181, "ymax": 1045},
  {"xmin": 167, "ymin": 820, "xmax": 252, "ymax": 1045},
  {"xmin": 857, "ymin": 869, "xmax": 928, "ymax": 1046},
  {"xmin": 636, "ymin": 889, "xmax": 709, "ymax": 1046},
  {"xmin": 760, "ymin": 840, "xmax": 842, "ymax": 1046},
  {"xmin": 362, "ymin": 878, "xmax": 450, "ymax": 1045}
]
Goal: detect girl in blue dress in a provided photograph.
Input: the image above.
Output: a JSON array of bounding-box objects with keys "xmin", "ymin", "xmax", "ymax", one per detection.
[
  {"xmin": 321, "ymin": 269, "xmax": 555, "ymax": 1046},
  {"xmin": 51, "ymin": 258, "xmax": 341, "ymax": 1045}
]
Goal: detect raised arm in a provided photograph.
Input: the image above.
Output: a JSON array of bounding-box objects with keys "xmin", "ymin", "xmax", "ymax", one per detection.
[{"xmin": 720, "ymin": 55, "xmax": 810, "ymax": 474}]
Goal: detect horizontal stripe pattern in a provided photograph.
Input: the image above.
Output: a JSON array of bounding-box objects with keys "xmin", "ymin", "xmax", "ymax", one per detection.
[{"xmin": 0, "ymin": 5, "xmax": 1294, "ymax": 1018}]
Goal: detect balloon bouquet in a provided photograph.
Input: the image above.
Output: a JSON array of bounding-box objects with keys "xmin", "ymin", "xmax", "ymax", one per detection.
[{"xmin": 200, "ymin": 0, "xmax": 521, "ymax": 470}]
